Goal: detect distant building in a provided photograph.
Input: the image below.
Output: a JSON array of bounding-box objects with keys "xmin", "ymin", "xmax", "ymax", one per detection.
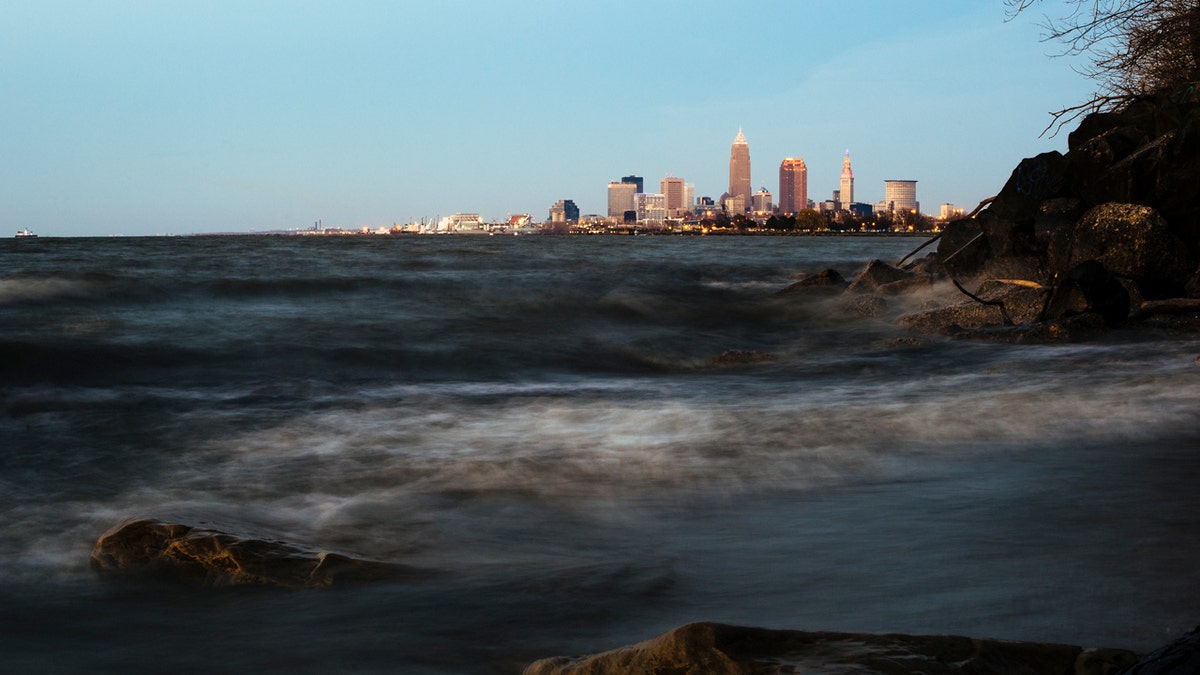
[
  {"xmin": 728, "ymin": 129, "xmax": 751, "ymax": 209},
  {"xmin": 839, "ymin": 150, "xmax": 855, "ymax": 209},
  {"xmin": 683, "ymin": 183, "xmax": 695, "ymax": 215},
  {"xmin": 660, "ymin": 176, "xmax": 686, "ymax": 217},
  {"xmin": 635, "ymin": 193, "xmax": 667, "ymax": 222},
  {"xmin": 752, "ymin": 187, "xmax": 773, "ymax": 214},
  {"xmin": 621, "ymin": 175, "xmax": 644, "ymax": 194},
  {"xmin": 437, "ymin": 213, "xmax": 485, "ymax": 232},
  {"xmin": 607, "ymin": 181, "xmax": 638, "ymax": 218},
  {"xmin": 549, "ymin": 199, "xmax": 579, "ymax": 223},
  {"xmin": 778, "ymin": 157, "xmax": 808, "ymax": 214},
  {"xmin": 940, "ymin": 203, "xmax": 965, "ymax": 220},
  {"xmin": 882, "ymin": 180, "xmax": 919, "ymax": 214},
  {"xmin": 723, "ymin": 194, "xmax": 746, "ymax": 215}
]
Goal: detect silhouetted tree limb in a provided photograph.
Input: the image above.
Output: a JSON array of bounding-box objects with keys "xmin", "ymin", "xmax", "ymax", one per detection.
[{"xmin": 1007, "ymin": 0, "xmax": 1200, "ymax": 135}]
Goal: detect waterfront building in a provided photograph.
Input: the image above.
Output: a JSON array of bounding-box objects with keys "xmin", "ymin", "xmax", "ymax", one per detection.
[
  {"xmin": 752, "ymin": 187, "xmax": 773, "ymax": 214},
  {"xmin": 607, "ymin": 181, "xmax": 638, "ymax": 218},
  {"xmin": 437, "ymin": 213, "xmax": 486, "ymax": 232},
  {"xmin": 883, "ymin": 179, "xmax": 919, "ymax": 214},
  {"xmin": 839, "ymin": 150, "xmax": 855, "ymax": 210},
  {"xmin": 778, "ymin": 157, "xmax": 808, "ymax": 214},
  {"xmin": 635, "ymin": 193, "xmax": 667, "ymax": 223},
  {"xmin": 940, "ymin": 203, "xmax": 965, "ymax": 220},
  {"xmin": 549, "ymin": 199, "xmax": 579, "ymax": 223},
  {"xmin": 660, "ymin": 175, "xmax": 686, "ymax": 218},
  {"xmin": 728, "ymin": 128, "xmax": 751, "ymax": 210}
]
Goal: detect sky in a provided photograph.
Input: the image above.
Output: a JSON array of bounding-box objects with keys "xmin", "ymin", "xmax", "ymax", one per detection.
[{"xmin": 1, "ymin": 1, "xmax": 1094, "ymax": 237}]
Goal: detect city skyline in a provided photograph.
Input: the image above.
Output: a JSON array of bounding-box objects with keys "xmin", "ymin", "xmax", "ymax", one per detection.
[{"xmin": 2, "ymin": 2, "xmax": 1095, "ymax": 236}]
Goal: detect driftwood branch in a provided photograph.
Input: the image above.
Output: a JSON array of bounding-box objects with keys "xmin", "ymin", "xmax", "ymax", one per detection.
[
  {"xmin": 895, "ymin": 196, "xmax": 996, "ymax": 268},
  {"xmin": 952, "ymin": 279, "xmax": 1014, "ymax": 326}
]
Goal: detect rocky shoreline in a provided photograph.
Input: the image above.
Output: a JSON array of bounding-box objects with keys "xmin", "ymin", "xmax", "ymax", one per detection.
[{"xmin": 792, "ymin": 85, "xmax": 1200, "ymax": 343}]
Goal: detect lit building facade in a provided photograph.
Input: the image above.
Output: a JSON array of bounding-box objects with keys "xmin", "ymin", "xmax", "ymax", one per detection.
[
  {"xmin": 621, "ymin": 175, "xmax": 644, "ymax": 194},
  {"xmin": 752, "ymin": 187, "xmax": 773, "ymax": 214},
  {"xmin": 778, "ymin": 157, "xmax": 808, "ymax": 214},
  {"xmin": 635, "ymin": 193, "xmax": 667, "ymax": 223},
  {"xmin": 549, "ymin": 199, "xmax": 579, "ymax": 223},
  {"xmin": 728, "ymin": 128, "xmax": 751, "ymax": 210},
  {"xmin": 607, "ymin": 181, "xmax": 637, "ymax": 218},
  {"xmin": 883, "ymin": 180, "xmax": 919, "ymax": 214},
  {"xmin": 839, "ymin": 150, "xmax": 854, "ymax": 209},
  {"xmin": 660, "ymin": 175, "xmax": 686, "ymax": 217}
]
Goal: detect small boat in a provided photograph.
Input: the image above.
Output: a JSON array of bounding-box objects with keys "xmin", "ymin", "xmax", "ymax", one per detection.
[{"xmin": 15, "ymin": 228, "xmax": 37, "ymax": 238}]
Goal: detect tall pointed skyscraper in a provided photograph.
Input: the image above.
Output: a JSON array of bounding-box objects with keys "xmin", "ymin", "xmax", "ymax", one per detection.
[
  {"xmin": 728, "ymin": 128, "xmax": 751, "ymax": 210},
  {"xmin": 839, "ymin": 149, "xmax": 854, "ymax": 209}
]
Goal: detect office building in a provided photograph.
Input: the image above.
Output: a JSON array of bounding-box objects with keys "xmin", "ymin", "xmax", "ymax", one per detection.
[
  {"xmin": 778, "ymin": 157, "xmax": 808, "ymax": 214},
  {"xmin": 660, "ymin": 175, "xmax": 686, "ymax": 217},
  {"xmin": 635, "ymin": 193, "xmax": 667, "ymax": 222},
  {"xmin": 728, "ymin": 128, "xmax": 751, "ymax": 210},
  {"xmin": 549, "ymin": 199, "xmax": 579, "ymax": 223},
  {"xmin": 621, "ymin": 175, "xmax": 644, "ymax": 194},
  {"xmin": 883, "ymin": 180, "xmax": 919, "ymax": 214},
  {"xmin": 607, "ymin": 181, "xmax": 638, "ymax": 218},
  {"xmin": 752, "ymin": 187, "xmax": 773, "ymax": 214}
]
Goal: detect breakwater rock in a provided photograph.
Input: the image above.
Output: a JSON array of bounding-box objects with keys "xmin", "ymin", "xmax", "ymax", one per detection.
[
  {"xmin": 90, "ymin": 519, "xmax": 431, "ymax": 588},
  {"xmin": 523, "ymin": 622, "xmax": 1140, "ymax": 675},
  {"xmin": 817, "ymin": 85, "xmax": 1200, "ymax": 341}
]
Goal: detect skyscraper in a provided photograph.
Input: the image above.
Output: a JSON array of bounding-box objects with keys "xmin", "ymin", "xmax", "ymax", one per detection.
[
  {"xmin": 660, "ymin": 175, "xmax": 686, "ymax": 217},
  {"xmin": 839, "ymin": 150, "xmax": 854, "ymax": 209},
  {"xmin": 778, "ymin": 157, "xmax": 808, "ymax": 214},
  {"xmin": 621, "ymin": 175, "xmax": 644, "ymax": 194},
  {"xmin": 728, "ymin": 129, "xmax": 751, "ymax": 210},
  {"xmin": 607, "ymin": 181, "xmax": 637, "ymax": 218}
]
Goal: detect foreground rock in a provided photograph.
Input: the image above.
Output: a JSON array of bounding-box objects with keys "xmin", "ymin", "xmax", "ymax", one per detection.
[
  {"xmin": 91, "ymin": 519, "xmax": 431, "ymax": 588},
  {"xmin": 523, "ymin": 622, "xmax": 1139, "ymax": 675}
]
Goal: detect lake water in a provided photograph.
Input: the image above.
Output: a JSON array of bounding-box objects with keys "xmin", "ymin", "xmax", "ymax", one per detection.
[{"xmin": 2, "ymin": 234, "xmax": 1198, "ymax": 673}]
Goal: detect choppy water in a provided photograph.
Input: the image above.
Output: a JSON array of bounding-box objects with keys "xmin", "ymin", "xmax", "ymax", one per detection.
[{"xmin": 2, "ymin": 234, "xmax": 1198, "ymax": 673}]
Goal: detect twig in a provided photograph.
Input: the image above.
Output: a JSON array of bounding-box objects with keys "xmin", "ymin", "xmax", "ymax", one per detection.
[{"xmin": 952, "ymin": 278, "xmax": 1014, "ymax": 326}]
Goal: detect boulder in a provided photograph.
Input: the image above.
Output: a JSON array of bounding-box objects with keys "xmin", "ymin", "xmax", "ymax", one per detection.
[
  {"xmin": 776, "ymin": 268, "xmax": 847, "ymax": 296},
  {"xmin": 90, "ymin": 519, "xmax": 429, "ymax": 588},
  {"xmin": 953, "ymin": 312, "xmax": 1109, "ymax": 344},
  {"xmin": 897, "ymin": 282, "xmax": 1047, "ymax": 333},
  {"xmin": 937, "ymin": 219, "xmax": 991, "ymax": 281},
  {"xmin": 1118, "ymin": 625, "xmax": 1200, "ymax": 674},
  {"xmin": 522, "ymin": 622, "xmax": 1139, "ymax": 675},
  {"xmin": 1052, "ymin": 203, "xmax": 1192, "ymax": 297},
  {"xmin": 1044, "ymin": 260, "xmax": 1130, "ymax": 327},
  {"xmin": 846, "ymin": 260, "xmax": 917, "ymax": 294}
]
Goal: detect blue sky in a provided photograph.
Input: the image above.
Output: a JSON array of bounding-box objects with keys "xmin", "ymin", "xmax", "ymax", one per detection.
[{"xmin": 1, "ymin": 1, "xmax": 1092, "ymax": 236}]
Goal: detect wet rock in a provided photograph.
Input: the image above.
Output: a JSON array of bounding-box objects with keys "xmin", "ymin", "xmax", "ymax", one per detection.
[
  {"xmin": 1119, "ymin": 625, "xmax": 1200, "ymax": 675},
  {"xmin": 91, "ymin": 519, "xmax": 429, "ymax": 588},
  {"xmin": 937, "ymin": 219, "xmax": 990, "ymax": 281},
  {"xmin": 900, "ymin": 251, "xmax": 942, "ymax": 277},
  {"xmin": 846, "ymin": 259, "xmax": 917, "ymax": 294},
  {"xmin": 1045, "ymin": 260, "xmax": 1130, "ymax": 328},
  {"xmin": 1053, "ymin": 203, "xmax": 1192, "ymax": 297},
  {"xmin": 776, "ymin": 268, "xmax": 847, "ymax": 295},
  {"xmin": 522, "ymin": 622, "xmax": 1140, "ymax": 675},
  {"xmin": 838, "ymin": 293, "xmax": 888, "ymax": 318},
  {"xmin": 953, "ymin": 312, "xmax": 1109, "ymax": 344},
  {"xmin": 897, "ymin": 283, "xmax": 1047, "ymax": 333},
  {"xmin": 707, "ymin": 350, "xmax": 774, "ymax": 367}
]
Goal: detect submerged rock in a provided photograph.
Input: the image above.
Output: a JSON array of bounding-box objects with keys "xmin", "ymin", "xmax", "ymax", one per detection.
[
  {"xmin": 90, "ymin": 519, "xmax": 430, "ymax": 589},
  {"xmin": 522, "ymin": 622, "xmax": 1139, "ymax": 675}
]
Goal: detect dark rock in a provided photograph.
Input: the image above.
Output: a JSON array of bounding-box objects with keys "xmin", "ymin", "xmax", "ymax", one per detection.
[
  {"xmin": 901, "ymin": 252, "xmax": 943, "ymax": 277},
  {"xmin": 775, "ymin": 268, "xmax": 847, "ymax": 295},
  {"xmin": 937, "ymin": 218, "xmax": 990, "ymax": 281},
  {"xmin": 707, "ymin": 350, "xmax": 774, "ymax": 367},
  {"xmin": 522, "ymin": 622, "xmax": 1140, "ymax": 675},
  {"xmin": 1045, "ymin": 260, "xmax": 1131, "ymax": 327},
  {"xmin": 1034, "ymin": 198, "xmax": 1085, "ymax": 246},
  {"xmin": 953, "ymin": 312, "xmax": 1109, "ymax": 344},
  {"xmin": 1053, "ymin": 203, "xmax": 1192, "ymax": 297},
  {"xmin": 1118, "ymin": 625, "xmax": 1200, "ymax": 674},
  {"xmin": 897, "ymin": 283, "xmax": 1047, "ymax": 333},
  {"xmin": 987, "ymin": 151, "xmax": 1069, "ymax": 224},
  {"xmin": 90, "ymin": 519, "xmax": 430, "ymax": 588},
  {"xmin": 839, "ymin": 294, "xmax": 888, "ymax": 318},
  {"xmin": 876, "ymin": 275, "xmax": 933, "ymax": 295},
  {"xmin": 846, "ymin": 259, "xmax": 917, "ymax": 294}
]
